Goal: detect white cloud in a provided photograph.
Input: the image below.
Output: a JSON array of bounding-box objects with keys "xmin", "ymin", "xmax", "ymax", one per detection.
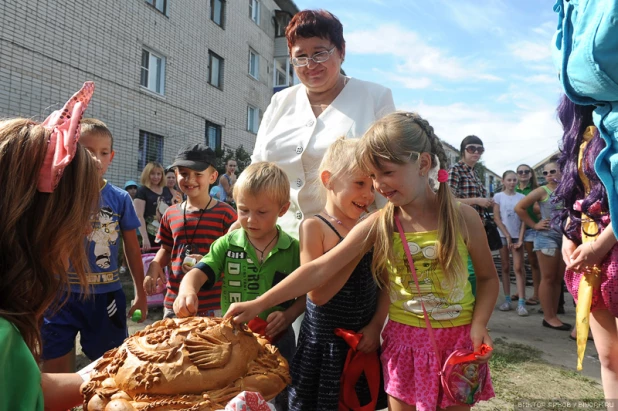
[
  {"xmin": 346, "ymin": 24, "xmax": 501, "ymax": 83},
  {"xmin": 510, "ymin": 40, "xmax": 552, "ymax": 62},
  {"xmin": 439, "ymin": 0, "xmax": 508, "ymax": 35},
  {"xmin": 400, "ymin": 101, "xmax": 563, "ymax": 172}
]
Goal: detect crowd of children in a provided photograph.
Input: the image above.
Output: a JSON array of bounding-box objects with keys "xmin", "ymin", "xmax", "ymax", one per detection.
[{"xmin": 3, "ymin": 19, "xmax": 618, "ymax": 406}]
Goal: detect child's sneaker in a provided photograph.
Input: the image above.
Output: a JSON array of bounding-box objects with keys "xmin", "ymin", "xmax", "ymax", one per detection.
[
  {"xmin": 499, "ymin": 301, "xmax": 512, "ymax": 311},
  {"xmin": 517, "ymin": 305, "xmax": 529, "ymax": 316}
]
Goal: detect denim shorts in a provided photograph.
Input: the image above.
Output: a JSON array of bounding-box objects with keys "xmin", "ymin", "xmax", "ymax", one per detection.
[
  {"xmin": 533, "ymin": 229, "xmax": 562, "ymax": 254},
  {"xmin": 523, "ymin": 228, "xmax": 537, "ymax": 243}
]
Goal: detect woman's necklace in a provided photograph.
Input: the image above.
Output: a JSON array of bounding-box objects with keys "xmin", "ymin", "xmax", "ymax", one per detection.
[
  {"xmin": 308, "ymin": 76, "xmax": 349, "ymax": 113},
  {"xmin": 322, "ymin": 210, "xmax": 354, "ymax": 231},
  {"xmin": 246, "ymin": 231, "xmax": 279, "ymax": 263}
]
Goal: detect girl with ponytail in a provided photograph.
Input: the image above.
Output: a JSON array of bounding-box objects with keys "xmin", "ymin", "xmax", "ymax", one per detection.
[{"xmin": 225, "ymin": 111, "xmax": 499, "ymax": 411}]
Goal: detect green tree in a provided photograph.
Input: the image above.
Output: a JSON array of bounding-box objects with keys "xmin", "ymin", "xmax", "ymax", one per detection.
[{"xmin": 214, "ymin": 145, "xmax": 251, "ymax": 177}]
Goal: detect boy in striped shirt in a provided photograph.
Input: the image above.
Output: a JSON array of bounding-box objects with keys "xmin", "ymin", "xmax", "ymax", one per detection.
[{"xmin": 144, "ymin": 143, "xmax": 236, "ymax": 318}]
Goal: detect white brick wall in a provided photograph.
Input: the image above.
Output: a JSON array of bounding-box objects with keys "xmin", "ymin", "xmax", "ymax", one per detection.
[{"xmin": 0, "ymin": 0, "xmax": 287, "ymax": 187}]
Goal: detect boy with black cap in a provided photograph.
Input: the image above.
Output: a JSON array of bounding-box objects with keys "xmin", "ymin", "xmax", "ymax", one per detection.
[{"xmin": 144, "ymin": 143, "xmax": 237, "ymax": 318}]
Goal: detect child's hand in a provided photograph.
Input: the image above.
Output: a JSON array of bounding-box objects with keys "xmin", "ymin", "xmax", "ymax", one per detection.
[
  {"xmin": 128, "ymin": 296, "xmax": 148, "ymax": 323},
  {"xmin": 505, "ymin": 237, "xmax": 513, "ymax": 250},
  {"xmin": 225, "ymin": 300, "xmax": 265, "ymax": 325},
  {"xmin": 534, "ymin": 219, "xmax": 549, "ymax": 231},
  {"xmin": 514, "ymin": 240, "xmax": 523, "ymax": 250},
  {"xmin": 356, "ymin": 322, "xmax": 382, "ymax": 353},
  {"xmin": 567, "ymin": 242, "xmax": 604, "ymax": 272},
  {"xmin": 470, "ymin": 323, "xmax": 493, "ymax": 364},
  {"xmin": 265, "ymin": 311, "xmax": 291, "ymax": 338},
  {"xmin": 173, "ymin": 292, "xmax": 199, "ymax": 318},
  {"xmin": 144, "ymin": 261, "xmax": 165, "ymax": 295},
  {"xmin": 182, "ymin": 254, "xmax": 203, "ymax": 273}
]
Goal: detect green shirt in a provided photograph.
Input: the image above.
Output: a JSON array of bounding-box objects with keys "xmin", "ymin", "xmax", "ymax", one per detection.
[
  {"xmin": 515, "ymin": 184, "xmax": 540, "ymax": 226},
  {"xmin": 196, "ymin": 226, "xmax": 300, "ymax": 320},
  {"xmin": 0, "ymin": 317, "xmax": 44, "ymax": 411}
]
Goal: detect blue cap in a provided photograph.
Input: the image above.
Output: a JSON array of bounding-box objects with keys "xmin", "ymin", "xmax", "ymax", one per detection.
[{"xmin": 124, "ymin": 180, "xmax": 138, "ymax": 189}]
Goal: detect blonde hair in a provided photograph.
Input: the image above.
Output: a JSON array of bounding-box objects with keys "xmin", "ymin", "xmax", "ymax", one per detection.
[
  {"xmin": 80, "ymin": 118, "xmax": 113, "ymax": 149},
  {"xmin": 357, "ymin": 111, "xmax": 466, "ymax": 288},
  {"xmin": 233, "ymin": 162, "xmax": 290, "ymax": 207},
  {"xmin": 140, "ymin": 161, "xmax": 165, "ymax": 189},
  {"xmin": 0, "ymin": 118, "xmax": 100, "ymax": 359},
  {"xmin": 317, "ymin": 137, "xmax": 361, "ymax": 199}
]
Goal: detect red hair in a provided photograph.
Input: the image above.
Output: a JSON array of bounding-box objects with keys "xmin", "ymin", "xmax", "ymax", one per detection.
[{"xmin": 286, "ymin": 9, "xmax": 345, "ymax": 53}]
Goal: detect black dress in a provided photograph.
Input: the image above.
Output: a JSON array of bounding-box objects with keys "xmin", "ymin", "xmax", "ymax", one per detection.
[{"xmin": 288, "ymin": 216, "xmax": 387, "ymax": 411}]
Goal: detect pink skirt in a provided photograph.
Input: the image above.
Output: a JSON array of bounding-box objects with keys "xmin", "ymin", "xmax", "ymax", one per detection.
[
  {"xmin": 381, "ymin": 320, "xmax": 495, "ymax": 410},
  {"xmin": 565, "ymin": 243, "xmax": 618, "ymax": 317}
]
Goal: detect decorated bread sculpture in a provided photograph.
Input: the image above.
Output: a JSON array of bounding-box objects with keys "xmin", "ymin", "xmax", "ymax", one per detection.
[{"xmin": 80, "ymin": 317, "xmax": 290, "ymax": 411}]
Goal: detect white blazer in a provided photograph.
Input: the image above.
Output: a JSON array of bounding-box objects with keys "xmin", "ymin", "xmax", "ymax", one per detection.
[{"xmin": 251, "ymin": 77, "xmax": 396, "ymax": 238}]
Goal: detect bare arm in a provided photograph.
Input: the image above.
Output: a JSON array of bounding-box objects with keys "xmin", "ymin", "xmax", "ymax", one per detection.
[
  {"xmin": 41, "ymin": 373, "xmax": 83, "ymax": 411},
  {"xmin": 122, "ymin": 229, "xmax": 148, "ymax": 322},
  {"xmin": 225, "ymin": 213, "xmax": 379, "ymax": 323},
  {"xmin": 220, "ymin": 175, "xmax": 233, "ymax": 197},
  {"xmin": 492, "ymin": 201, "xmax": 510, "ymax": 244},
  {"xmin": 133, "ymin": 198, "xmax": 150, "ymax": 251},
  {"xmin": 462, "ymin": 205, "xmax": 499, "ymax": 358},
  {"xmin": 567, "ymin": 225, "xmax": 617, "ymax": 271},
  {"xmin": 515, "ymin": 188, "xmax": 547, "ymax": 230}
]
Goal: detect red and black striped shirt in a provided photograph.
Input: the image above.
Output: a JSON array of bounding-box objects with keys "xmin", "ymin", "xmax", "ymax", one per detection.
[{"xmin": 157, "ymin": 201, "xmax": 237, "ymax": 313}]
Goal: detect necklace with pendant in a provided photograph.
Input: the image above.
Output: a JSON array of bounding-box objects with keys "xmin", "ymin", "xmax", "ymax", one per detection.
[{"xmin": 246, "ymin": 231, "xmax": 279, "ymax": 263}]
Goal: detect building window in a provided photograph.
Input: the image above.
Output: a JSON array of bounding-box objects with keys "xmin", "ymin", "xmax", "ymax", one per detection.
[
  {"xmin": 249, "ymin": 50, "xmax": 259, "ymax": 79},
  {"xmin": 208, "ymin": 51, "xmax": 224, "ymax": 88},
  {"xmin": 205, "ymin": 121, "xmax": 222, "ymax": 151},
  {"xmin": 146, "ymin": 0, "xmax": 167, "ymax": 15},
  {"xmin": 249, "ymin": 0, "xmax": 260, "ymax": 24},
  {"xmin": 247, "ymin": 106, "xmax": 260, "ymax": 133},
  {"xmin": 274, "ymin": 57, "xmax": 293, "ymax": 87},
  {"xmin": 274, "ymin": 11, "xmax": 291, "ymax": 37},
  {"xmin": 138, "ymin": 131, "xmax": 164, "ymax": 171},
  {"xmin": 140, "ymin": 49, "xmax": 166, "ymax": 95},
  {"xmin": 211, "ymin": 0, "xmax": 225, "ymax": 27}
]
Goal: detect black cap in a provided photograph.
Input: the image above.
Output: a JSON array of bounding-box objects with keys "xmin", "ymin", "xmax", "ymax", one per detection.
[{"xmin": 170, "ymin": 143, "xmax": 216, "ymax": 171}]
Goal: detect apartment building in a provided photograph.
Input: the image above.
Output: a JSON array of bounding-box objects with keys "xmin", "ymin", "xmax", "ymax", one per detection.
[{"xmin": 0, "ymin": 0, "xmax": 298, "ymax": 185}]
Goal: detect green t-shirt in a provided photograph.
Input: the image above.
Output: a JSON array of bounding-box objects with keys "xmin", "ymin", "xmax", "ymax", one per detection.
[
  {"xmin": 0, "ymin": 317, "xmax": 44, "ymax": 410},
  {"xmin": 196, "ymin": 226, "xmax": 300, "ymax": 320},
  {"xmin": 515, "ymin": 184, "xmax": 540, "ymax": 226}
]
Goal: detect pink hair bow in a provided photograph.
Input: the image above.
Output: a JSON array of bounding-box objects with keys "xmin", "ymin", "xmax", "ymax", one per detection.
[
  {"xmin": 37, "ymin": 81, "xmax": 95, "ymax": 193},
  {"xmin": 438, "ymin": 169, "xmax": 449, "ymax": 183}
]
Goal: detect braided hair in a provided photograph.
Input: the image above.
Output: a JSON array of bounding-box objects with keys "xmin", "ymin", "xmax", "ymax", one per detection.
[{"xmin": 356, "ymin": 111, "xmax": 466, "ymax": 289}]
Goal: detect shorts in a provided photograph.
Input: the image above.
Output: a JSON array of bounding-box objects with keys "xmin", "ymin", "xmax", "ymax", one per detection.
[
  {"xmin": 380, "ymin": 320, "xmax": 494, "ymax": 410},
  {"xmin": 501, "ymin": 237, "xmax": 519, "ymax": 247},
  {"xmin": 533, "ymin": 229, "xmax": 563, "ymax": 255},
  {"xmin": 42, "ymin": 289, "xmax": 128, "ymax": 360},
  {"xmin": 523, "ymin": 228, "xmax": 537, "ymax": 243}
]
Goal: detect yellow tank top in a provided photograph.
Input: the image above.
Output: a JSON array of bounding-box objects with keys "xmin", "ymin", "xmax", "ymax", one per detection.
[{"xmin": 388, "ymin": 230, "xmax": 475, "ymax": 328}]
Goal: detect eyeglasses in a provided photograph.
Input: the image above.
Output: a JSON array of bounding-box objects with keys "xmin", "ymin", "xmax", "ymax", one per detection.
[
  {"xmin": 542, "ymin": 169, "xmax": 558, "ymax": 176},
  {"xmin": 291, "ymin": 47, "xmax": 336, "ymax": 67},
  {"xmin": 465, "ymin": 145, "xmax": 485, "ymax": 154},
  {"xmin": 517, "ymin": 170, "xmax": 531, "ymax": 175}
]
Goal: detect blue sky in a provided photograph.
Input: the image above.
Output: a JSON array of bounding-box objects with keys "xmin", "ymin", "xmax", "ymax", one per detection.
[{"xmin": 295, "ymin": 0, "xmax": 563, "ymax": 174}]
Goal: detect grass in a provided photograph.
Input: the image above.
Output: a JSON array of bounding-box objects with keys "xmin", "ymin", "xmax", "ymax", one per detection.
[{"xmin": 475, "ymin": 338, "xmax": 605, "ymax": 411}]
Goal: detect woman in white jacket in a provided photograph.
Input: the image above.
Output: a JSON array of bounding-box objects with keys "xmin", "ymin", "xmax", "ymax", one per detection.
[{"xmin": 252, "ymin": 9, "xmax": 395, "ymax": 239}]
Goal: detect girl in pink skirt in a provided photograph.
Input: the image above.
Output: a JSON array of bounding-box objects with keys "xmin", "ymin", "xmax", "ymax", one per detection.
[{"xmin": 225, "ymin": 112, "xmax": 498, "ymax": 411}]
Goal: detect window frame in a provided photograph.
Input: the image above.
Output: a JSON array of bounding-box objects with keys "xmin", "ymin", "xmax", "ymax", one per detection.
[
  {"xmin": 138, "ymin": 130, "xmax": 165, "ymax": 171},
  {"xmin": 273, "ymin": 57, "xmax": 292, "ymax": 87},
  {"xmin": 249, "ymin": 49, "xmax": 259, "ymax": 80},
  {"xmin": 205, "ymin": 121, "xmax": 222, "ymax": 151},
  {"xmin": 247, "ymin": 105, "xmax": 260, "ymax": 134},
  {"xmin": 140, "ymin": 48, "xmax": 166, "ymax": 95},
  {"xmin": 249, "ymin": 0, "xmax": 260, "ymax": 24},
  {"xmin": 210, "ymin": 0, "xmax": 225, "ymax": 28},
  {"xmin": 145, "ymin": 0, "xmax": 168, "ymax": 15},
  {"xmin": 208, "ymin": 50, "xmax": 224, "ymax": 89}
]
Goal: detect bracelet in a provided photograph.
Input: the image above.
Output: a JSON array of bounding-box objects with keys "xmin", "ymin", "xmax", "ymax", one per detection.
[{"xmin": 589, "ymin": 242, "xmax": 597, "ymax": 255}]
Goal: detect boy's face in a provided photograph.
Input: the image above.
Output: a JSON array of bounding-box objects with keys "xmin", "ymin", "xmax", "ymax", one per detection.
[
  {"xmin": 80, "ymin": 132, "xmax": 114, "ymax": 177},
  {"xmin": 236, "ymin": 192, "xmax": 290, "ymax": 241},
  {"xmin": 175, "ymin": 166, "xmax": 218, "ymax": 199}
]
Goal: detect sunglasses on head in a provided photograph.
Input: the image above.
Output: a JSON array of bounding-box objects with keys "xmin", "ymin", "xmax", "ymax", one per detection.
[
  {"xmin": 517, "ymin": 169, "xmax": 531, "ymax": 175},
  {"xmin": 542, "ymin": 169, "xmax": 558, "ymax": 176},
  {"xmin": 465, "ymin": 145, "xmax": 485, "ymax": 154}
]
